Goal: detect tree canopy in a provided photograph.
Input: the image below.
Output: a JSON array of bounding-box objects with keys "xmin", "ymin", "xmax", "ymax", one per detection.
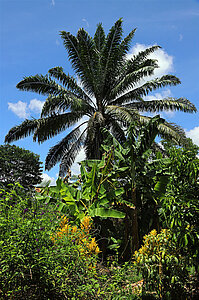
[{"xmin": 0, "ymin": 144, "xmax": 42, "ymax": 188}]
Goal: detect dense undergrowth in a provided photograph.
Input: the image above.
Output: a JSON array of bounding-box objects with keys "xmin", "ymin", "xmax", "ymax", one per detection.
[
  {"xmin": 0, "ymin": 178, "xmax": 198, "ymax": 299},
  {"xmin": 0, "ymin": 135, "xmax": 199, "ymax": 299}
]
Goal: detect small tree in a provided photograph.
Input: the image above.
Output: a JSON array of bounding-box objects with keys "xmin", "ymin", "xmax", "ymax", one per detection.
[{"xmin": 0, "ymin": 144, "xmax": 42, "ymax": 188}]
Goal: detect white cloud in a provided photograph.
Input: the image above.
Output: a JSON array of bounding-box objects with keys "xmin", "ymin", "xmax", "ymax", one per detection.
[
  {"xmin": 179, "ymin": 34, "xmax": 183, "ymax": 42},
  {"xmin": 8, "ymin": 99, "xmax": 44, "ymax": 118},
  {"xmin": 186, "ymin": 127, "xmax": 199, "ymax": 146},
  {"xmin": 82, "ymin": 18, "xmax": 89, "ymax": 27},
  {"xmin": 71, "ymin": 147, "xmax": 86, "ymax": 175},
  {"xmin": 41, "ymin": 173, "xmax": 57, "ymax": 186},
  {"xmin": 29, "ymin": 99, "xmax": 45, "ymax": 113},
  {"xmin": 8, "ymin": 101, "xmax": 29, "ymax": 118},
  {"xmin": 51, "ymin": 0, "xmax": 55, "ymax": 6},
  {"xmin": 127, "ymin": 43, "xmax": 174, "ymax": 78},
  {"xmin": 55, "ymin": 39, "xmax": 60, "ymax": 46}
]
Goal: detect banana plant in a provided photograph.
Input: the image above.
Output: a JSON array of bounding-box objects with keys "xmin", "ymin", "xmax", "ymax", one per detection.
[
  {"xmin": 101, "ymin": 115, "xmax": 168, "ymax": 256},
  {"xmin": 39, "ymin": 150, "xmax": 125, "ymax": 221},
  {"xmin": 78, "ymin": 150, "xmax": 125, "ymax": 219}
]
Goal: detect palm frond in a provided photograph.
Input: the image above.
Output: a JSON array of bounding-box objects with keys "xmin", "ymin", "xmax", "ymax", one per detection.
[
  {"xmin": 108, "ymin": 118, "xmax": 126, "ymax": 143},
  {"xmin": 59, "ymin": 128, "xmax": 87, "ymax": 176},
  {"xmin": 106, "ymin": 105, "xmax": 139, "ymax": 124},
  {"xmin": 130, "ymin": 45, "xmax": 161, "ymax": 66},
  {"xmin": 135, "ymin": 75, "xmax": 181, "ymax": 95},
  {"xmin": 108, "ymin": 65, "xmax": 157, "ymax": 102},
  {"xmin": 48, "ymin": 66, "xmax": 93, "ymax": 103},
  {"xmin": 60, "ymin": 30, "xmax": 95, "ymax": 96},
  {"xmin": 110, "ymin": 75, "xmax": 181, "ymax": 106},
  {"xmin": 94, "ymin": 22, "xmax": 105, "ymax": 52},
  {"xmin": 33, "ymin": 112, "xmax": 84, "ymax": 143},
  {"xmin": 16, "ymin": 74, "xmax": 66, "ymax": 96},
  {"xmin": 120, "ymin": 28, "xmax": 137, "ymax": 55},
  {"xmin": 125, "ymin": 97, "xmax": 197, "ymax": 113},
  {"xmin": 135, "ymin": 115, "xmax": 165, "ymax": 156},
  {"xmin": 76, "ymin": 28, "xmax": 98, "ymax": 94},
  {"xmin": 102, "ymin": 19, "xmax": 123, "ymax": 87},
  {"xmin": 41, "ymin": 93, "xmax": 95, "ymax": 118},
  {"xmin": 41, "ymin": 94, "xmax": 70, "ymax": 117},
  {"xmin": 45, "ymin": 122, "xmax": 87, "ymax": 171},
  {"xmin": 138, "ymin": 114, "xmax": 187, "ymax": 144},
  {"xmin": 5, "ymin": 119, "xmax": 39, "ymax": 143},
  {"xmin": 60, "ymin": 31, "xmax": 82, "ymax": 74}
]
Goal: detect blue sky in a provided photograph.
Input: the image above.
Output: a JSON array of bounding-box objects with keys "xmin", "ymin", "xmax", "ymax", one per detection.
[{"xmin": 1, "ymin": 0, "xmax": 199, "ymax": 184}]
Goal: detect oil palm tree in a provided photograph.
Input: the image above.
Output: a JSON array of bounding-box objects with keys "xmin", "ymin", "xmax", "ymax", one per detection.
[{"xmin": 5, "ymin": 19, "xmax": 196, "ymax": 176}]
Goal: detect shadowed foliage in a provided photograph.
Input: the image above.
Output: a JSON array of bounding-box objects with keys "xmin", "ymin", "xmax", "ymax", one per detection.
[{"xmin": 0, "ymin": 144, "xmax": 42, "ymax": 188}]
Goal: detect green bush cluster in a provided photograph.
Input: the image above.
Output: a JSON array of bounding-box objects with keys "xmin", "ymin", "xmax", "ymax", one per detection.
[
  {"xmin": 0, "ymin": 184, "xmax": 99, "ymax": 299},
  {"xmin": 1, "ymin": 137, "xmax": 198, "ymax": 299},
  {"xmin": 134, "ymin": 229, "xmax": 192, "ymax": 299}
]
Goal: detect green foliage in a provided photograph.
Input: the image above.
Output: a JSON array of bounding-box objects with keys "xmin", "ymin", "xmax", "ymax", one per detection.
[
  {"xmin": 134, "ymin": 229, "xmax": 192, "ymax": 299},
  {"xmin": 97, "ymin": 262, "xmax": 142, "ymax": 299},
  {"xmin": 101, "ymin": 116, "xmax": 166, "ymax": 256},
  {"xmin": 158, "ymin": 141, "xmax": 199, "ymax": 266},
  {"xmin": 0, "ymin": 144, "xmax": 42, "ymax": 189},
  {"xmin": 41, "ymin": 154, "xmax": 126, "ymax": 220},
  {"xmin": 0, "ymin": 184, "xmax": 99, "ymax": 299}
]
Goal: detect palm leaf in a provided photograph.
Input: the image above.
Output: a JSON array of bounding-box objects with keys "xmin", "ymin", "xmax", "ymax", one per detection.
[
  {"xmin": 125, "ymin": 97, "xmax": 197, "ymax": 113},
  {"xmin": 33, "ymin": 112, "xmax": 84, "ymax": 143},
  {"xmin": 45, "ymin": 122, "xmax": 87, "ymax": 171},
  {"xmin": 108, "ymin": 118, "xmax": 126, "ymax": 143},
  {"xmin": 110, "ymin": 75, "xmax": 181, "ymax": 106},
  {"xmin": 120, "ymin": 28, "xmax": 137, "ymax": 55},
  {"xmin": 59, "ymin": 128, "xmax": 87, "ymax": 176},
  {"xmin": 138, "ymin": 114, "xmax": 187, "ymax": 144},
  {"xmin": 135, "ymin": 115, "xmax": 165, "ymax": 156},
  {"xmin": 108, "ymin": 65, "xmax": 158, "ymax": 102},
  {"xmin": 76, "ymin": 28, "xmax": 98, "ymax": 95},
  {"xmin": 102, "ymin": 18, "xmax": 123, "ymax": 90},
  {"xmin": 5, "ymin": 119, "xmax": 39, "ymax": 143},
  {"xmin": 16, "ymin": 74, "xmax": 66, "ymax": 96},
  {"xmin": 130, "ymin": 45, "xmax": 161, "ymax": 66},
  {"xmin": 41, "ymin": 93, "xmax": 95, "ymax": 118},
  {"xmin": 106, "ymin": 105, "xmax": 139, "ymax": 124},
  {"xmin": 94, "ymin": 22, "xmax": 105, "ymax": 52},
  {"xmin": 48, "ymin": 66, "xmax": 93, "ymax": 103},
  {"xmin": 60, "ymin": 30, "xmax": 94, "ymax": 96}
]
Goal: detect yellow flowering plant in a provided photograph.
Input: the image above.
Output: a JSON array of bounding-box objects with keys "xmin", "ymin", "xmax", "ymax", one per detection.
[
  {"xmin": 52, "ymin": 215, "xmax": 100, "ymax": 260},
  {"xmin": 134, "ymin": 229, "xmax": 189, "ymax": 299}
]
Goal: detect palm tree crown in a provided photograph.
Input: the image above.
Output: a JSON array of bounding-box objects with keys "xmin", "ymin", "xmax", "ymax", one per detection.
[{"xmin": 5, "ymin": 19, "xmax": 197, "ymax": 176}]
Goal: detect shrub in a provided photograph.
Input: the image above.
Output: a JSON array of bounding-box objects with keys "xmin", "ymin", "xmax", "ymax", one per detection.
[
  {"xmin": 134, "ymin": 229, "xmax": 190, "ymax": 299},
  {"xmin": 52, "ymin": 215, "xmax": 100, "ymax": 258},
  {"xmin": 0, "ymin": 184, "xmax": 99, "ymax": 299}
]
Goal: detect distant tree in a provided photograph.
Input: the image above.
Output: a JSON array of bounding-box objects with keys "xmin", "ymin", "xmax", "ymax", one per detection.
[
  {"xmin": 5, "ymin": 19, "xmax": 196, "ymax": 177},
  {"xmin": 0, "ymin": 144, "xmax": 42, "ymax": 188}
]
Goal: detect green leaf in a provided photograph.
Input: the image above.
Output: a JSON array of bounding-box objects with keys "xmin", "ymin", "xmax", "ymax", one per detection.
[{"xmin": 89, "ymin": 208, "xmax": 125, "ymax": 218}]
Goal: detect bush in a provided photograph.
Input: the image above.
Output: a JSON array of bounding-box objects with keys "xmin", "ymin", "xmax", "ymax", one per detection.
[
  {"xmin": 134, "ymin": 229, "xmax": 191, "ymax": 299},
  {"xmin": 0, "ymin": 184, "xmax": 99, "ymax": 299}
]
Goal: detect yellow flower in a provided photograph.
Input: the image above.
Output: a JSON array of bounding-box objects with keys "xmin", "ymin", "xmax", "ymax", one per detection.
[
  {"xmin": 95, "ymin": 246, "xmax": 101, "ymax": 254},
  {"xmin": 81, "ymin": 216, "xmax": 92, "ymax": 232},
  {"xmin": 150, "ymin": 229, "xmax": 157, "ymax": 236},
  {"xmin": 60, "ymin": 216, "xmax": 68, "ymax": 228},
  {"xmin": 71, "ymin": 226, "xmax": 78, "ymax": 233}
]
